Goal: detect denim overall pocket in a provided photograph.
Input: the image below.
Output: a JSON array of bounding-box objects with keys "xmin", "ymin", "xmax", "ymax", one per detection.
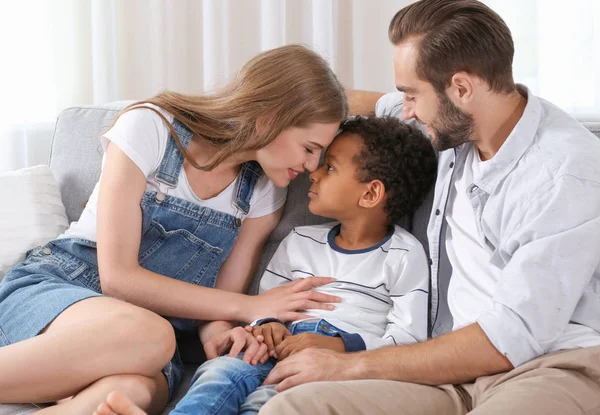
[
  {"xmin": 27, "ymin": 239, "xmax": 102, "ymax": 293},
  {"xmin": 138, "ymin": 219, "xmax": 223, "ymax": 288}
]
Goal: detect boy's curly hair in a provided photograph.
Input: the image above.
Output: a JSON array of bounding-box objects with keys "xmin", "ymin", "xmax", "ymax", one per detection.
[{"xmin": 340, "ymin": 116, "xmax": 437, "ymax": 224}]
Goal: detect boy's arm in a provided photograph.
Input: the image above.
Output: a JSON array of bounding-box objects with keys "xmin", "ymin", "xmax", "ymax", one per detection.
[
  {"xmin": 361, "ymin": 246, "xmax": 430, "ymax": 350},
  {"xmin": 379, "ymin": 246, "xmax": 429, "ymax": 346},
  {"xmin": 333, "ymin": 245, "xmax": 430, "ymax": 352}
]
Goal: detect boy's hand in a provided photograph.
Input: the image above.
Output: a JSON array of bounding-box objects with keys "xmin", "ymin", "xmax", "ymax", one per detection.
[
  {"xmin": 203, "ymin": 326, "xmax": 269, "ymax": 365},
  {"xmin": 274, "ymin": 333, "xmax": 345, "ymax": 360},
  {"xmin": 245, "ymin": 322, "xmax": 292, "ymax": 357}
]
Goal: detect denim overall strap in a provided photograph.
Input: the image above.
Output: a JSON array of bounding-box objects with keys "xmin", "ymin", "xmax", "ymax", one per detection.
[
  {"xmin": 234, "ymin": 161, "xmax": 264, "ymax": 216},
  {"xmin": 155, "ymin": 119, "xmax": 193, "ymax": 188}
]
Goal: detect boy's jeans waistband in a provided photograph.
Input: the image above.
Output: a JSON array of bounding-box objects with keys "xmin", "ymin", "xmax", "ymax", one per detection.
[{"xmin": 288, "ymin": 318, "xmax": 345, "ymax": 337}]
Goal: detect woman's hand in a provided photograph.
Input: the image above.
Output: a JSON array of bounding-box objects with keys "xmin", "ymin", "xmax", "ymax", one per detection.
[
  {"xmin": 203, "ymin": 325, "xmax": 269, "ymax": 365},
  {"xmin": 245, "ymin": 322, "xmax": 292, "ymax": 358},
  {"xmin": 247, "ymin": 277, "xmax": 341, "ymax": 323}
]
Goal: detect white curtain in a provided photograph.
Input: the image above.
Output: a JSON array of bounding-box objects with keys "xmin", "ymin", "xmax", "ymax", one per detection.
[
  {"xmin": 483, "ymin": 0, "xmax": 600, "ymax": 119},
  {"xmin": 1, "ymin": 0, "xmax": 599, "ymax": 172}
]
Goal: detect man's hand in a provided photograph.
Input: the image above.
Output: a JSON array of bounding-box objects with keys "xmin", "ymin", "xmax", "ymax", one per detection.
[
  {"xmin": 203, "ymin": 326, "xmax": 269, "ymax": 365},
  {"xmin": 245, "ymin": 322, "xmax": 292, "ymax": 358},
  {"xmin": 263, "ymin": 324, "xmax": 515, "ymax": 391},
  {"xmin": 275, "ymin": 332, "xmax": 345, "ymax": 360},
  {"xmin": 263, "ymin": 348, "xmax": 359, "ymax": 391}
]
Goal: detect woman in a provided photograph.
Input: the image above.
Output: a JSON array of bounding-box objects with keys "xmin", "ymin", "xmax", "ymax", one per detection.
[{"xmin": 0, "ymin": 45, "xmax": 348, "ymax": 414}]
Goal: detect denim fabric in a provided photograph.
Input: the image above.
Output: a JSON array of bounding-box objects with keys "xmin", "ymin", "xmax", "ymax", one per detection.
[
  {"xmin": 0, "ymin": 119, "xmax": 263, "ymax": 401},
  {"xmin": 171, "ymin": 319, "xmax": 346, "ymax": 415},
  {"xmin": 239, "ymin": 385, "xmax": 278, "ymax": 415},
  {"xmin": 0, "ymin": 238, "xmax": 103, "ymax": 346}
]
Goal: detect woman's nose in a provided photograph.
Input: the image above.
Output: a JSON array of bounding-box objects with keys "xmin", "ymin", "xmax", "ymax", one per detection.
[{"xmin": 303, "ymin": 153, "xmax": 319, "ymax": 172}]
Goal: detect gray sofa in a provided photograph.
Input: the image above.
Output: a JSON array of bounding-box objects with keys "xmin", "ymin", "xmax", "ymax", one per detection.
[{"xmin": 2, "ymin": 103, "xmax": 599, "ymax": 414}]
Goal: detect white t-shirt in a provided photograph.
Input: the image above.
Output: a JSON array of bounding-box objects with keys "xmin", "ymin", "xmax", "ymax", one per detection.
[
  {"xmin": 60, "ymin": 105, "xmax": 287, "ymax": 241},
  {"xmin": 446, "ymin": 145, "xmax": 498, "ymax": 330},
  {"xmin": 259, "ymin": 223, "xmax": 430, "ymax": 350}
]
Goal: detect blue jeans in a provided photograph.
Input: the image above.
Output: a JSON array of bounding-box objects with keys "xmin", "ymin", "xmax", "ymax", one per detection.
[{"xmin": 170, "ymin": 319, "xmax": 345, "ymax": 415}]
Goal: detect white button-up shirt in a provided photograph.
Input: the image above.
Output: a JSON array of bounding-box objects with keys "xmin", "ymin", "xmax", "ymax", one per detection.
[{"xmin": 376, "ymin": 86, "xmax": 600, "ymax": 366}]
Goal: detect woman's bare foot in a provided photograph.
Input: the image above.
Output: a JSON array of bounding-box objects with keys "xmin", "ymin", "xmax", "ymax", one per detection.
[{"xmin": 93, "ymin": 391, "xmax": 148, "ymax": 415}]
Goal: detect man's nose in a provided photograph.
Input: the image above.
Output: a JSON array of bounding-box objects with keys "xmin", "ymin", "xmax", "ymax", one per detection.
[{"xmin": 402, "ymin": 103, "xmax": 415, "ymax": 121}]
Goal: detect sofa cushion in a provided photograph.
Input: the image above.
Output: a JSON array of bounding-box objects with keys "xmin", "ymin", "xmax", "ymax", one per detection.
[
  {"xmin": 585, "ymin": 121, "xmax": 600, "ymax": 138},
  {"xmin": 49, "ymin": 104, "xmax": 128, "ymax": 224},
  {"xmin": 0, "ymin": 165, "xmax": 69, "ymax": 281}
]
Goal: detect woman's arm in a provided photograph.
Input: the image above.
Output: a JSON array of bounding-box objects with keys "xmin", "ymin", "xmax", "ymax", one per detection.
[
  {"xmin": 198, "ymin": 208, "xmax": 283, "ymax": 342},
  {"xmin": 214, "ymin": 207, "xmax": 283, "ymax": 293},
  {"xmin": 97, "ymin": 143, "xmax": 338, "ymax": 323}
]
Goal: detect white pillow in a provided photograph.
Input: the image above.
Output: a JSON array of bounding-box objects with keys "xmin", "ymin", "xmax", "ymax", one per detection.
[{"xmin": 0, "ymin": 165, "xmax": 69, "ymax": 280}]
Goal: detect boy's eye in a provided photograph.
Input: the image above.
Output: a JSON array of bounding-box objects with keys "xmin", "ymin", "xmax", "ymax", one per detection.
[
  {"xmin": 406, "ymin": 96, "xmax": 416, "ymax": 102},
  {"xmin": 326, "ymin": 163, "xmax": 334, "ymax": 172},
  {"xmin": 305, "ymin": 147, "xmax": 314, "ymax": 154}
]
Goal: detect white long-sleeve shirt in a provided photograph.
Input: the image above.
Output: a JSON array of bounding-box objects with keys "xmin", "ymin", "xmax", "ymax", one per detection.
[
  {"xmin": 258, "ymin": 222, "xmax": 429, "ymax": 351},
  {"xmin": 377, "ymin": 86, "xmax": 600, "ymax": 366}
]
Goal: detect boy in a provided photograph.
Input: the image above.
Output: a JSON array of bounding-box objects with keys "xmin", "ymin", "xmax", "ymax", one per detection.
[{"xmin": 93, "ymin": 116, "xmax": 437, "ymax": 415}]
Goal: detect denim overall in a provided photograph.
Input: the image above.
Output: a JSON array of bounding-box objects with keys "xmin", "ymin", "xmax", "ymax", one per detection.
[{"xmin": 0, "ymin": 119, "xmax": 264, "ymax": 400}]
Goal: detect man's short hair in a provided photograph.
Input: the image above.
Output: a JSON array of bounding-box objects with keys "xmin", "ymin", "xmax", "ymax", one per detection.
[{"xmin": 389, "ymin": 0, "xmax": 515, "ymax": 94}]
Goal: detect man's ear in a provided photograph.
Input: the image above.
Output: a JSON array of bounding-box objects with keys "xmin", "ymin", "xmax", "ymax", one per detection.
[
  {"xmin": 358, "ymin": 180, "xmax": 386, "ymax": 209},
  {"xmin": 448, "ymin": 71, "xmax": 476, "ymax": 105}
]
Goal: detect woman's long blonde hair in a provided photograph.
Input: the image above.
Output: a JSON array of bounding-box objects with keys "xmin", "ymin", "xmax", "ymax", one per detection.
[{"xmin": 116, "ymin": 45, "xmax": 348, "ymax": 171}]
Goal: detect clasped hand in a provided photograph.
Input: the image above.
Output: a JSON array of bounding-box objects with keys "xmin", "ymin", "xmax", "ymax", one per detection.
[{"xmin": 203, "ymin": 321, "xmax": 345, "ymax": 367}]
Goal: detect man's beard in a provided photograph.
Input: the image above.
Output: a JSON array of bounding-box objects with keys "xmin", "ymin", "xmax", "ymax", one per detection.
[{"xmin": 429, "ymin": 92, "xmax": 474, "ymax": 151}]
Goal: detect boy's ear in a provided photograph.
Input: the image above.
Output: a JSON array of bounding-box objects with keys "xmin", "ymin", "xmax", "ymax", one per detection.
[{"xmin": 358, "ymin": 180, "xmax": 386, "ymax": 209}]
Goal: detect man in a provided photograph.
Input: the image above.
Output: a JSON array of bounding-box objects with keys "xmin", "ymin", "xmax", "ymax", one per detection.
[{"xmin": 259, "ymin": 1, "xmax": 600, "ymax": 414}]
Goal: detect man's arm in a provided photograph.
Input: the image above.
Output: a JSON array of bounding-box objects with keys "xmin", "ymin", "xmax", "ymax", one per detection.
[
  {"xmin": 337, "ymin": 245, "xmax": 430, "ymax": 351},
  {"xmin": 346, "ymin": 90, "xmax": 385, "ymax": 116},
  {"xmin": 356, "ymin": 323, "xmax": 513, "ymax": 385},
  {"xmin": 263, "ymin": 323, "xmax": 512, "ymax": 391}
]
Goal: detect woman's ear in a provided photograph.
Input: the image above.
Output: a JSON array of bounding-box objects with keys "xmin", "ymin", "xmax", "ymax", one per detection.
[
  {"xmin": 255, "ymin": 115, "xmax": 272, "ymax": 135},
  {"xmin": 358, "ymin": 180, "xmax": 386, "ymax": 209}
]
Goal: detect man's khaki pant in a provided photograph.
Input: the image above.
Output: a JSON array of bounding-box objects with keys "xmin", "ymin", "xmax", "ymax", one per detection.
[{"xmin": 259, "ymin": 346, "xmax": 600, "ymax": 414}]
